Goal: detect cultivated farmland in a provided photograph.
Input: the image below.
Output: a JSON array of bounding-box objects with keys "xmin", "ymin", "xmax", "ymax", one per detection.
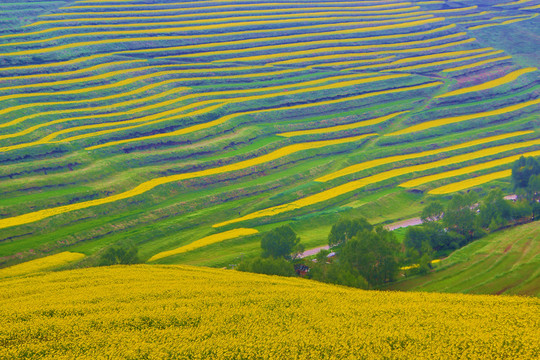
[
  {"xmin": 0, "ymin": 0, "xmax": 538, "ymax": 267},
  {"xmin": 0, "ymin": 265, "xmax": 538, "ymax": 359}
]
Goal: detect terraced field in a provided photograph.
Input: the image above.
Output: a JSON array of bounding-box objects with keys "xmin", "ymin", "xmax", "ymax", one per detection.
[
  {"xmin": 0, "ymin": 0, "xmax": 538, "ymax": 267},
  {"xmin": 388, "ymin": 221, "xmax": 540, "ymax": 296}
]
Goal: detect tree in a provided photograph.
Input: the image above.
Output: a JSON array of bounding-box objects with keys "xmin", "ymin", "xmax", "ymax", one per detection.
[
  {"xmin": 328, "ymin": 217, "xmax": 373, "ymax": 247},
  {"xmin": 512, "ymin": 156, "xmax": 540, "ymax": 189},
  {"xmin": 421, "ymin": 201, "xmax": 444, "ymax": 223},
  {"xmin": 443, "ymin": 192, "xmax": 480, "ymax": 241},
  {"xmin": 237, "ymin": 256, "xmax": 295, "ymax": 277},
  {"xmin": 340, "ymin": 227, "xmax": 400, "ymax": 286},
  {"xmin": 477, "ymin": 188, "xmax": 512, "ymax": 229},
  {"xmin": 99, "ymin": 241, "xmax": 140, "ymax": 266},
  {"xmin": 260, "ymin": 225, "xmax": 302, "ymax": 259}
]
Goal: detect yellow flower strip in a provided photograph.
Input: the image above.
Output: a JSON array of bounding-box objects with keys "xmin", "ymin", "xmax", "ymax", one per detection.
[
  {"xmin": 380, "ymin": 50, "xmax": 503, "ymax": 72},
  {"xmin": 86, "ymin": 80, "xmax": 439, "ymax": 151},
  {"xmin": 520, "ymin": 4, "xmax": 540, "ymax": 9},
  {"xmin": 437, "ymin": 67, "xmax": 537, "ymax": 98},
  {"xmin": 353, "ymin": 48, "xmax": 498, "ymax": 72},
  {"xmin": 495, "ymin": 0, "xmax": 534, "ymax": 7},
  {"xmin": 26, "ymin": 73, "xmax": 394, "ymax": 146},
  {"xmin": 468, "ymin": 14, "xmax": 538, "ymax": 30},
  {"xmin": 442, "ymin": 55, "xmax": 513, "ymax": 73},
  {"xmin": 316, "ymin": 130, "xmax": 532, "ymax": 182},
  {"xmin": 277, "ymin": 111, "xmax": 409, "ymax": 138},
  {"xmin": 0, "ymin": 16, "xmax": 436, "ymax": 57},
  {"xmin": 0, "ymin": 134, "xmax": 371, "ymax": 230},
  {"xmin": 0, "ymin": 252, "xmax": 85, "ymax": 278},
  {"xmin": 0, "ymin": 103, "xmax": 224, "ymax": 153},
  {"xmin": 402, "ymin": 148, "xmax": 540, "ymax": 189},
  {"xmin": 274, "ymin": 55, "xmax": 396, "ymax": 67},
  {"xmin": 426, "ymin": 5, "xmax": 477, "ymax": 13},
  {"xmin": 63, "ymin": 1, "xmax": 394, "ymax": 9},
  {"xmin": 0, "ymin": 65, "xmax": 310, "ymax": 130},
  {"xmin": 213, "ymin": 37, "xmax": 475, "ymax": 63},
  {"xmin": 2, "ymin": 11, "xmax": 430, "ymax": 41},
  {"xmin": 42, "ymin": 3, "xmax": 416, "ymax": 16},
  {"xmin": 428, "ymin": 169, "xmax": 512, "ymax": 195},
  {"xmin": 388, "ymin": 98, "xmax": 540, "ymax": 136},
  {"xmin": 0, "ymin": 63, "xmax": 183, "ymax": 92},
  {"xmin": 0, "ymin": 59, "xmax": 145, "ymax": 81},
  {"xmin": 26, "ymin": 6, "xmax": 422, "ymax": 26},
  {"xmin": 148, "ymin": 228, "xmax": 259, "ymax": 262},
  {"xmin": 159, "ymin": 17, "xmax": 448, "ymax": 60},
  {"xmin": 213, "ymin": 138, "xmax": 539, "ymax": 228}
]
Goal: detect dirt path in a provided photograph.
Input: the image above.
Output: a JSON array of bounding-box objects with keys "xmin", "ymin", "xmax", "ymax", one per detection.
[{"xmin": 300, "ymin": 217, "xmax": 423, "ymax": 258}]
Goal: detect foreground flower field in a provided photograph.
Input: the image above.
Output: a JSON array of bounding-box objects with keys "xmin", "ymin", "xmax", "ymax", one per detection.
[{"xmin": 0, "ymin": 265, "xmax": 538, "ymax": 359}]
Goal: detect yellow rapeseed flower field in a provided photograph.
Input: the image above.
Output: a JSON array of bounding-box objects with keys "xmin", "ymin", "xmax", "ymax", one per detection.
[
  {"xmin": 0, "ymin": 265, "xmax": 538, "ymax": 359},
  {"xmin": 436, "ymin": 67, "xmax": 537, "ymax": 98},
  {"xmin": 387, "ymin": 98, "xmax": 540, "ymax": 136},
  {"xmin": 399, "ymin": 149, "xmax": 540, "ymax": 189},
  {"xmin": 149, "ymin": 228, "xmax": 259, "ymax": 262},
  {"xmin": 0, "ymin": 252, "xmax": 85, "ymax": 278},
  {"xmin": 428, "ymin": 169, "xmax": 512, "ymax": 194},
  {"xmin": 442, "ymin": 55, "xmax": 513, "ymax": 72}
]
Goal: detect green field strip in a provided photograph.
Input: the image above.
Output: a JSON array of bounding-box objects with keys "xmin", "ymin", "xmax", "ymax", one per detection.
[
  {"xmin": 426, "ymin": 169, "xmax": 512, "ymax": 194},
  {"xmin": 1, "ymin": 12, "xmax": 432, "ymax": 43},
  {"xmin": 41, "ymin": 3, "xmax": 418, "ymax": 17},
  {"xmin": 211, "ymin": 37, "xmax": 475, "ymax": 64},
  {"xmin": 0, "ymin": 133, "xmax": 372, "ymax": 230},
  {"xmin": 378, "ymin": 49, "xmax": 505, "ymax": 72},
  {"xmin": 0, "ymin": 66, "xmax": 322, "ymax": 134},
  {"xmin": 84, "ymin": 79, "xmax": 436, "ymax": 151},
  {"xmin": 317, "ymin": 130, "xmax": 533, "ymax": 182},
  {"xmin": 400, "ymin": 147, "xmax": 540, "ymax": 188},
  {"xmin": 467, "ymin": 13, "xmax": 538, "ymax": 30},
  {"xmin": 25, "ymin": 5, "xmax": 423, "ymax": 27},
  {"xmin": 0, "ymin": 16, "xmax": 442, "ymax": 57},
  {"xmin": 213, "ymin": 138, "xmax": 540, "ymax": 228},
  {"xmin": 436, "ymin": 67, "xmax": 537, "ymax": 98},
  {"xmin": 277, "ymin": 111, "xmax": 409, "ymax": 137},
  {"xmin": 60, "ymin": 2, "xmax": 413, "ymax": 11},
  {"xmin": 0, "ymin": 66, "xmax": 319, "ymax": 128},
  {"xmin": 387, "ymin": 97, "xmax": 540, "ymax": 136},
  {"xmin": 34, "ymin": 73, "xmax": 395, "ymax": 144},
  {"xmin": 442, "ymin": 55, "xmax": 514, "ymax": 73},
  {"xmin": 0, "ymin": 185, "xmax": 93, "ymax": 207}
]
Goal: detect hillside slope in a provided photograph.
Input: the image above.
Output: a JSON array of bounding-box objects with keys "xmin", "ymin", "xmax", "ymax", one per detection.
[
  {"xmin": 388, "ymin": 221, "xmax": 540, "ymax": 296},
  {"xmin": 0, "ymin": 0, "xmax": 539, "ymax": 266},
  {"xmin": 1, "ymin": 265, "xmax": 539, "ymax": 359}
]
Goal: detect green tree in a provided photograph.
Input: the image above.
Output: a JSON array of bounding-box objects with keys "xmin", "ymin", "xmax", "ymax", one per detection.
[
  {"xmin": 260, "ymin": 225, "xmax": 302, "ymax": 259},
  {"xmin": 340, "ymin": 227, "xmax": 400, "ymax": 286},
  {"xmin": 477, "ymin": 188, "xmax": 512, "ymax": 229},
  {"xmin": 237, "ymin": 256, "xmax": 295, "ymax": 277},
  {"xmin": 98, "ymin": 241, "xmax": 140, "ymax": 266},
  {"xmin": 512, "ymin": 156, "xmax": 540, "ymax": 190},
  {"xmin": 328, "ymin": 217, "xmax": 373, "ymax": 247},
  {"xmin": 443, "ymin": 192, "xmax": 480, "ymax": 241},
  {"xmin": 421, "ymin": 201, "xmax": 444, "ymax": 223}
]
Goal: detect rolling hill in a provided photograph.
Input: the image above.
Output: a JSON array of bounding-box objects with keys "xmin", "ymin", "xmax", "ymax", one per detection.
[
  {"xmin": 0, "ymin": 265, "xmax": 539, "ymax": 359},
  {"xmin": 387, "ymin": 221, "xmax": 540, "ymax": 296},
  {"xmin": 0, "ymin": 0, "xmax": 538, "ymax": 267}
]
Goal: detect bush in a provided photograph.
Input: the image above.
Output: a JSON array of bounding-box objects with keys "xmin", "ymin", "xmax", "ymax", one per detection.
[
  {"xmin": 237, "ymin": 257, "xmax": 295, "ymax": 277},
  {"xmin": 98, "ymin": 241, "xmax": 140, "ymax": 266}
]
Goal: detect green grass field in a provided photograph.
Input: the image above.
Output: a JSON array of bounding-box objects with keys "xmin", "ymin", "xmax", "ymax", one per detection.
[
  {"xmin": 387, "ymin": 221, "xmax": 540, "ymax": 296},
  {"xmin": 0, "ymin": 0, "xmax": 538, "ymax": 275}
]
